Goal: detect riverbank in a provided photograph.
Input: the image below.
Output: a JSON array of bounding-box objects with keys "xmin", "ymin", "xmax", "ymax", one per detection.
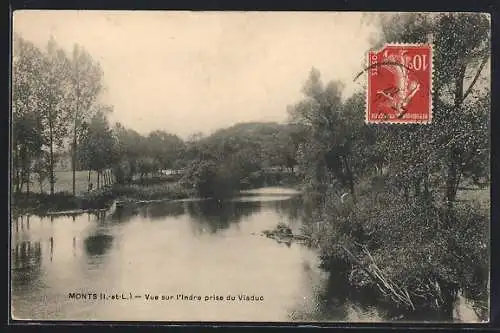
[
  {"xmin": 297, "ymin": 182, "xmax": 490, "ymax": 321},
  {"xmin": 11, "ymin": 181, "xmax": 194, "ymax": 218},
  {"xmin": 11, "ymin": 177, "xmax": 305, "ymax": 219}
]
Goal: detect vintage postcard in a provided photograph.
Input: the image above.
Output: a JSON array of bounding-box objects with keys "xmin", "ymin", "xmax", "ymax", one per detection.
[{"xmin": 10, "ymin": 11, "xmax": 491, "ymax": 323}]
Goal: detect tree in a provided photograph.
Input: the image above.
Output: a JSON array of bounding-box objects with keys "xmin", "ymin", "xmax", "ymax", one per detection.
[
  {"xmin": 38, "ymin": 37, "xmax": 72, "ymax": 196},
  {"xmin": 113, "ymin": 123, "xmax": 145, "ymax": 183},
  {"xmin": 146, "ymin": 130, "xmax": 185, "ymax": 173},
  {"xmin": 68, "ymin": 44, "xmax": 104, "ymax": 195},
  {"xmin": 374, "ymin": 13, "xmax": 490, "ymax": 206},
  {"xmin": 12, "ymin": 35, "xmax": 46, "ymax": 194},
  {"xmin": 79, "ymin": 106, "xmax": 116, "ymax": 191},
  {"xmin": 288, "ymin": 68, "xmax": 367, "ymax": 201},
  {"xmin": 294, "ymin": 13, "xmax": 490, "ymax": 318},
  {"xmin": 370, "ymin": 13, "xmax": 490, "ymax": 316}
]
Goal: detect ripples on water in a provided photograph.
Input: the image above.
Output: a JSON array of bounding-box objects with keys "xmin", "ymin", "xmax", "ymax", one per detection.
[{"xmin": 10, "ymin": 188, "xmax": 480, "ymax": 322}]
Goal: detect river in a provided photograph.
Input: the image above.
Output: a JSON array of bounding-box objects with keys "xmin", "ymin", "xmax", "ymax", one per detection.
[{"xmin": 10, "ymin": 187, "xmax": 480, "ymax": 322}]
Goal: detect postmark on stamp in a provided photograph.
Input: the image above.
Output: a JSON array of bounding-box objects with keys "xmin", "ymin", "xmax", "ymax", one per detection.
[{"xmin": 366, "ymin": 44, "xmax": 432, "ymax": 124}]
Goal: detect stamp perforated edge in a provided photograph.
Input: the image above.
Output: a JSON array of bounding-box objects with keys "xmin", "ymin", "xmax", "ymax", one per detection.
[{"xmin": 364, "ymin": 43, "xmax": 434, "ymax": 125}]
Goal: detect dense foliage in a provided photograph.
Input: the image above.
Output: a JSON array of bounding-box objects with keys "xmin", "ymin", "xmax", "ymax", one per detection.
[
  {"xmin": 180, "ymin": 122, "xmax": 303, "ymax": 198},
  {"xmin": 293, "ymin": 13, "xmax": 490, "ymax": 319}
]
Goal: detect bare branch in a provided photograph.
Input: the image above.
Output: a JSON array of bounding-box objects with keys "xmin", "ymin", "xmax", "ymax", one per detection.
[{"xmin": 462, "ymin": 53, "xmax": 490, "ymax": 103}]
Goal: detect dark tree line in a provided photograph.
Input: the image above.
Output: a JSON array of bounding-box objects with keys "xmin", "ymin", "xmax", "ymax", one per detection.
[
  {"xmin": 13, "ymin": 33, "xmax": 303, "ymax": 197},
  {"xmin": 180, "ymin": 122, "xmax": 304, "ymax": 198},
  {"xmin": 13, "ymin": 34, "xmax": 104, "ymax": 196}
]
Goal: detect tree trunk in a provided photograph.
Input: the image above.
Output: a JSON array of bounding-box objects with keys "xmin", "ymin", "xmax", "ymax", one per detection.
[
  {"xmin": 97, "ymin": 171, "xmax": 100, "ymax": 190},
  {"xmin": 414, "ymin": 178, "xmax": 421, "ymax": 198},
  {"xmin": 446, "ymin": 149, "xmax": 460, "ymax": 204},
  {"xmin": 454, "ymin": 65, "xmax": 466, "ymax": 108},
  {"xmin": 15, "ymin": 169, "xmax": 20, "ymax": 194},
  {"xmin": 26, "ymin": 165, "xmax": 30, "ymax": 195},
  {"xmin": 72, "ymin": 126, "xmax": 77, "ymax": 196},
  {"xmin": 19, "ymin": 147, "xmax": 27, "ymax": 193},
  {"xmin": 403, "ymin": 186, "xmax": 409, "ymax": 203},
  {"xmin": 72, "ymin": 56, "xmax": 81, "ymax": 197},
  {"xmin": 48, "ymin": 123, "xmax": 55, "ymax": 196},
  {"xmin": 13, "ymin": 148, "xmax": 20, "ymax": 194},
  {"xmin": 88, "ymin": 169, "xmax": 91, "ymax": 192},
  {"xmin": 445, "ymin": 148, "xmax": 461, "ymax": 227},
  {"xmin": 439, "ymin": 280, "xmax": 459, "ymax": 320},
  {"xmin": 19, "ymin": 169, "xmax": 25, "ymax": 194},
  {"xmin": 341, "ymin": 155, "xmax": 356, "ymax": 204},
  {"xmin": 423, "ymin": 174, "xmax": 431, "ymax": 201}
]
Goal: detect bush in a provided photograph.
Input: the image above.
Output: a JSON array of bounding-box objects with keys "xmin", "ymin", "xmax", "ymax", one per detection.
[
  {"xmin": 304, "ymin": 178, "xmax": 489, "ymax": 318},
  {"xmin": 182, "ymin": 160, "xmax": 241, "ymax": 198},
  {"xmin": 113, "ymin": 165, "xmax": 126, "ymax": 185},
  {"xmin": 110, "ymin": 182, "xmax": 192, "ymax": 201}
]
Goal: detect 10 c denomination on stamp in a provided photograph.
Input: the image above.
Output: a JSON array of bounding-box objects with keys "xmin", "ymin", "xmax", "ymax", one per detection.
[{"xmin": 367, "ymin": 43, "xmax": 432, "ymax": 124}]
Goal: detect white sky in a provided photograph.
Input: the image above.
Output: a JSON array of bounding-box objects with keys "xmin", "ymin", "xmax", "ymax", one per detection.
[{"xmin": 13, "ymin": 11, "xmax": 379, "ymax": 139}]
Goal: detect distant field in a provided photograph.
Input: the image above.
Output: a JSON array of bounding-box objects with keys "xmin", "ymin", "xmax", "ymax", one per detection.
[
  {"xmin": 456, "ymin": 186, "xmax": 490, "ymax": 212},
  {"xmin": 15, "ymin": 169, "xmax": 175, "ymax": 196},
  {"xmin": 18, "ymin": 170, "xmax": 109, "ymax": 196}
]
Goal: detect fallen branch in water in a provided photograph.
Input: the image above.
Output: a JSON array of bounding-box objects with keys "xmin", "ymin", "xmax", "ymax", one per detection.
[
  {"xmin": 341, "ymin": 244, "xmax": 415, "ymax": 310},
  {"xmin": 362, "ymin": 245, "xmax": 415, "ymax": 310},
  {"xmin": 261, "ymin": 223, "xmax": 312, "ymax": 245}
]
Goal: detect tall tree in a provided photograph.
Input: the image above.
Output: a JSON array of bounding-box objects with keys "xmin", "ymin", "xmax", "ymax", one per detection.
[
  {"xmin": 38, "ymin": 37, "xmax": 71, "ymax": 195},
  {"xmin": 69, "ymin": 44, "xmax": 104, "ymax": 195},
  {"xmin": 288, "ymin": 68, "xmax": 365, "ymax": 200},
  {"xmin": 375, "ymin": 13, "xmax": 490, "ymax": 209},
  {"xmin": 12, "ymin": 35, "xmax": 45, "ymax": 194}
]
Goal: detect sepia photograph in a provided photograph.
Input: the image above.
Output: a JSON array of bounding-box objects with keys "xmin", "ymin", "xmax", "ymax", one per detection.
[{"xmin": 10, "ymin": 11, "xmax": 490, "ymax": 323}]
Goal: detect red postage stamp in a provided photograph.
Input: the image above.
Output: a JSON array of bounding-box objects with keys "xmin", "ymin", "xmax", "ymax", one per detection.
[{"xmin": 367, "ymin": 44, "xmax": 432, "ymax": 124}]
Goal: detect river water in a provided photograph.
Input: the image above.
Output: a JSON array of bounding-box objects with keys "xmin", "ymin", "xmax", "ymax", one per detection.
[{"xmin": 10, "ymin": 187, "xmax": 480, "ymax": 322}]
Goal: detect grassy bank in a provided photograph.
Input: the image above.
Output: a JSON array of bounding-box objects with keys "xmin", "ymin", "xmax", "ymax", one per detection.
[
  {"xmin": 12, "ymin": 168, "xmax": 301, "ymax": 218},
  {"xmin": 18, "ymin": 170, "xmax": 106, "ymax": 196},
  {"xmin": 11, "ymin": 180, "xmax": 193, "ymax": 218}
]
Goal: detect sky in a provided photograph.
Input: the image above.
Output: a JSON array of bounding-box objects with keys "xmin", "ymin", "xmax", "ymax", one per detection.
[{"xmin": 13, "ymin": 11, "xmax": 380, "ymax": 139}]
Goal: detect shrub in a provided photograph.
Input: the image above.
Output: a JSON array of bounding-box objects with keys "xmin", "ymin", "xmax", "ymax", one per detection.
[{"xmin": 304, "ymin": 179, "xmax": 489, "ymax": 318}]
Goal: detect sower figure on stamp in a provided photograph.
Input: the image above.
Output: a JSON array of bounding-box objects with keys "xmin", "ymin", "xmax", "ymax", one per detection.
[{"xmin": 375, "ymin": 49, "xmax": 421, "ymax": 118}]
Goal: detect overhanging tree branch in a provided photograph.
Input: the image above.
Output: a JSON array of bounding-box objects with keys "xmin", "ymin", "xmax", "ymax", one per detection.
[{"xmin": 462, "ymin": 53, "xmax": 490, "ymax": 103}]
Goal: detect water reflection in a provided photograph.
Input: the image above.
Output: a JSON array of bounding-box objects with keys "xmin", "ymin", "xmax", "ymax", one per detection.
[
  {"xmin": 109, "ymin": 206, "xmax": 138, "ymax": 223},
  {"xmin": 263, "ymin": 195, "xmax": 309, "ymax": 225},
  {"xmin": 186, "ymin": 199, "xmax": 261, "ymax": 234},
  {"xmin": 11, "ymin": 241, "xmax": 42, "ymax": 290},
  {"xmin": 10, "ymin": 188, "xmax": 480, "ymax": 322},
  {"xmin": 49, "ymin": 237, "xmax": 53, "ymax": 262},
  {"xmin": 147, "ymin": 202, "xmax": 185, "ymax": 220},
  {"xmin": 83, "ymin": 234, "xmax": 114, "ymax": 257}
]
